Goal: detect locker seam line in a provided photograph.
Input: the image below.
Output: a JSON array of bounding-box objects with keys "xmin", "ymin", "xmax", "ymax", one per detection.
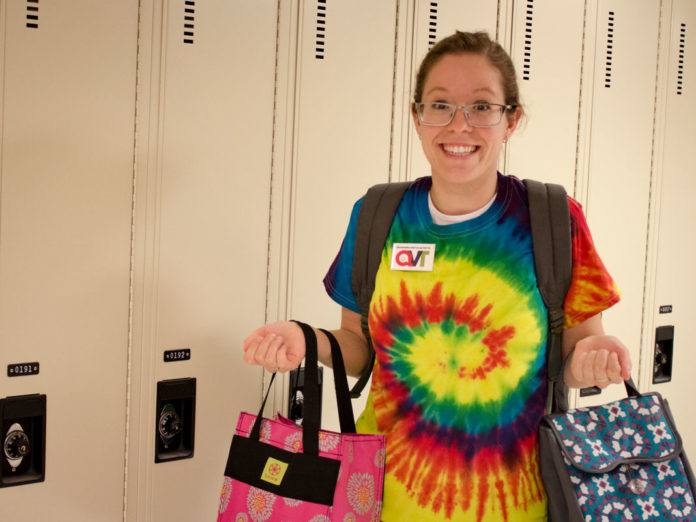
[
  {"xmin": 495, "ymin": 0, "xmax": 501, "ymax": 43},
  {"xmin": 639, "ymin": 0, "xmax": 666, "ymax": 387},
  {"xmin": 123, "ymin": 1, "xmax": 144, "ymax": 520},
  {"xmin": 387, "ymin": 0, "xmax": 400, "ymax": 182},
  {"xmin": 265, "ymin": 0, "xmax": 282, "ymax": 329},
  {"xmin": 573, "ymin": 0, "xmax": 590, "ymax": 200},
  {"xmin": 258, "ymin": 0, "xmax": 297, "ymax": 411}
]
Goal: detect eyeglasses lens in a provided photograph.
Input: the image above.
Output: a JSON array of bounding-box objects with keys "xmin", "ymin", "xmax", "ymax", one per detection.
[{"xmin": 419, "ymin": 103, "xmax": 504, "ymax": 127}]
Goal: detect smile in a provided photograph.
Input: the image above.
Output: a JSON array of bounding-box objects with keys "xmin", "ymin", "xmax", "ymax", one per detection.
[{"xmin": 441, "ymin": 144, "xmax": 478, "ymax": 156}]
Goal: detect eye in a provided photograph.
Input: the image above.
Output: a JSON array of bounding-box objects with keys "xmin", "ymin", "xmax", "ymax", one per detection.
[
  {"xmin": 470, "ymin": 103, "xmax": 492, "ymax": 112},
  {"xmin": 429, "ymin": 101, "xmax": 451, "ymax": 111}
]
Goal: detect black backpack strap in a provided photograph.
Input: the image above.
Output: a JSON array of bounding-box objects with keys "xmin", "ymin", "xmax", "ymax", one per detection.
[
  {"xmin": 349, "ymin": 181, "xmax": 412, "ymax": 398},
  {"xmin": 524, "ymin": 179, "xmax": 573, "ymax": 413}
]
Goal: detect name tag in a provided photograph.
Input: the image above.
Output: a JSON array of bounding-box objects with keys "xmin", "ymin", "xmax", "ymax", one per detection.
[{"xmin": 390, "ymin": 243, "xmax": 436, "ymax": 272}]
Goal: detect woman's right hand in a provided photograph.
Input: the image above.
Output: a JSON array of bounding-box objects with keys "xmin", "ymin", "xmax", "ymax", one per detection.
[{"xmin": 243, "ymin": 321, "xmax": 306, "ymax": 373}]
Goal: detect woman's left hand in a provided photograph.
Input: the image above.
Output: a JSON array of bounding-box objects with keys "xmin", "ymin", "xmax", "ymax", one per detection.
[{"xmin": 565, "ymin": 334, "xmax": 632, "ymax": 389}]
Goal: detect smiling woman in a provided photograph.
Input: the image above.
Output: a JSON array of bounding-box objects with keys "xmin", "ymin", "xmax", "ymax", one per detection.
[{"xmin": 243, "ymin": 30, "xmax": 630, "ymax": 522}]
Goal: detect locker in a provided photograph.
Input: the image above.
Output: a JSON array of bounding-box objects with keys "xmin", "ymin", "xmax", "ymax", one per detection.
[
  {"xmin": 278, "ymin": 1, "xmax": 397, "ymax": 428},
  {"xmin": 1, "ymin": 2, "xmax": 694, "ymax": 520},
  {"xmin": 645, "ymin": 0, "xmax": 696, "ymax": 458},
  {"xmin": 128, "ymin": 1, "xmax": 278, "ymax": 520},
  {"xmin": 576, "ymin": 0, "xmax": 661, "ymax": 408},
  {"xmin": 288, "ymin": 0, "xmax": 398, "ymax": 322},
  {"xmin": 0, "ymin": 1, "xmax": 139, "ymax": 520},
  {"xmin": 506, "ymin": 0, "xmax": 585, "ymax": 189}
]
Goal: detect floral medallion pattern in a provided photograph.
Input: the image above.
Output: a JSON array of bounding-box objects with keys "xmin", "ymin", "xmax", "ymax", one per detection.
[
  {"xmin": 550, "ymin": 394, "xmax": 695, "ymax": 521},
  {"xmin": 217, "ymin": 412, "xmax": 385, "ymax": 522}
]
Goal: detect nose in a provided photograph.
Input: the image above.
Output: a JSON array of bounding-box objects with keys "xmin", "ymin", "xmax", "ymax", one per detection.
[{"xmin": 449, "ymin": 106, "xmax": 473, "ymax": 131}]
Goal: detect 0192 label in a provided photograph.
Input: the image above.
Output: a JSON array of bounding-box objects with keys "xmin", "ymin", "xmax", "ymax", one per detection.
[{"xmin": 164, "ymin": 349, "xmax": 191, "ymax": 362}]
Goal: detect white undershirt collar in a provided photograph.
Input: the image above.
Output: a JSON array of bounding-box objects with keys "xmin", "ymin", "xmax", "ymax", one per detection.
[{"xmin": 428, "ymin": 192, "xmax": 497, "ymax": 225}]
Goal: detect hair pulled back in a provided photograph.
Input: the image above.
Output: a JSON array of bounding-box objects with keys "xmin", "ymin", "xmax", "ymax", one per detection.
[{"xmin": 413, "ymin": 31, "xmax": 522, "ymax": 118}]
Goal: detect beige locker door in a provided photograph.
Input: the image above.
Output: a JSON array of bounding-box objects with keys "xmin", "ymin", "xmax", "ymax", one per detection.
[
  {"xmin": 647, "ymin": 0, "xmax": 696, "ymax": 457},
  {"xmin": 129, "ymin": 1, "xmax": 277, "ymax": 520},
  {"xmin": 576, "ymin": 0, "xmax": 661, "ymax": 408},
  {"xmin": 406, "ymin": 0, "xmax": 499, "ymax": 181},
  {"xmin": 0, "ymin": 1, "xmax": 138, "ymax": 521},
  {"xmin": 506, "ymin": 0, "xmax": 585, "ymax": 189},
  {"xmin": 283, "ymin": 1, "xmax": 397, "ymax": 428}
]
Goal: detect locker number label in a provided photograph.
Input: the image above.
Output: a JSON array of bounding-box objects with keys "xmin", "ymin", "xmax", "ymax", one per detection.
[
  {"xmin": 659, "ymin": 305, "xmax": 673, "ymax": 314},
  {"xmin": 7, "ymin": 362, "xmax": 40, "ymax": 377},
  {"xmin": 164, "ymin": 349, "xmax": 191, "ymax": 362}
]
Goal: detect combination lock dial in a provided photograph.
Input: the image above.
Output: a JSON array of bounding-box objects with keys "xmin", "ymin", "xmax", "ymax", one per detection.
[
  {"xmin": 158, "ymin": 403, "xmax": 182, "ymax": 447},
  {"xmin": 154, "ymin": 378, "xmax": 195, "ymax": 462},
  {"xmin": 4, "ymin": 423, "xmax": 30, "ymax": 471}
]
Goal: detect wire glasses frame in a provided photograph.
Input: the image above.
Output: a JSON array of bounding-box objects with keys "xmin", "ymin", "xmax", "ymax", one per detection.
[{"xmin": 415, "ymin": 102, "xmax": 517, "ymax": 127}]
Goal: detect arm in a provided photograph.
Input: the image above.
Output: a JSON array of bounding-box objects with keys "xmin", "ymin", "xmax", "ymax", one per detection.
[
  {"xmin": 561, "ymin": 313, "xmax": 632, "ymax": 389},
  {"xmin": 243, "ymin": 307, "xmax": 370, "ymax": 377}
]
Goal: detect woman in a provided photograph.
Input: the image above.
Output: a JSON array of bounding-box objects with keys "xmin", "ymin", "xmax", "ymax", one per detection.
[{"xmin": 244, "ymin": 31, "xmax": 631, "ymax": 521}]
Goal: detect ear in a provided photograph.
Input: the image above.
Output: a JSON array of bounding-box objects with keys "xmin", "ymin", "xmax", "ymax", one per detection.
[
  {"xmin": 506, "ymin": 105, "xmax": 522, "ymax": 136},
  {"xmin": 411, "ymin": 105, "xmax": 421, "ymax": 137}
]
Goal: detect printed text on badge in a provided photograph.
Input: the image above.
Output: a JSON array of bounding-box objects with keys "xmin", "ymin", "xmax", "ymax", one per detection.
[{"xmin": 390, "ymin": 243, "xmax": 436, "ymax": 272}]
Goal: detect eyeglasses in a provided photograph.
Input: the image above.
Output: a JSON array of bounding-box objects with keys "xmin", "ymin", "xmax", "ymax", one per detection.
[{"xmin": 415, "ymin": 102, "xmax": 516, "ymax": 127}]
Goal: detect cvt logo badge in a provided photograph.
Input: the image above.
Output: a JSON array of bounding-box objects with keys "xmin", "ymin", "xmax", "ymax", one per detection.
[
  {"xmin": 390, "ymin": 243, "xmax": 436, "ymax": 272},
  {"xmin": 260, "ymin": 457, "xmax": 288, "ymax": 486}
]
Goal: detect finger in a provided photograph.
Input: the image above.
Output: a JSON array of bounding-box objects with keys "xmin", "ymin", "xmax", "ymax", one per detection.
[
  {"xmin": 571, "ymin": 351, "xmax": 588, "ymax": 383},
  {"xmin": 285, "ymin": 348, "xmax": 303, "ymax": 368},
  {"xmin": 262, "ymin": 334, "xmax": 284, "ymax": 370},
  {"xmin": 580, "ymin": 351, "xmax": 597, "ymax": 385},
  {"xmin": 593, "ymin": 349, "xmax": 610, "ymax": 388},
  {"xmin": 615, "ymin": 346, "xmax": 632, "ymax": 380},
  {"xmin": 243, "ymin": 333, "xmax": 263, "ymax": 351},
  {"xmin": 243, "ymin": 337, "xmax": 262, "ymax": 365},
  {"xmin": 592, "ymin": 348, "xmax": 609, "ymax": 377},
  {"xmin": 606, "ymin": 352, "xmax": 623, "ymax": 383},
  {"xmin": 276, "ymin": 344, "xmax": 296, "ymax": 372},
  {"xmin": 251, "ymin": 333, "xmax": 277, "ymax": 366},
  {"xmin": 243, "ymin": 325, "xmax": 270, "ymax": 352}
]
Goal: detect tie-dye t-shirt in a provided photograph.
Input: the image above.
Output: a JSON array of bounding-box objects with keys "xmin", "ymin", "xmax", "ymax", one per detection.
[{"xmin": 323, "ymin": 173, "xmax": 619, "ymax": 521}]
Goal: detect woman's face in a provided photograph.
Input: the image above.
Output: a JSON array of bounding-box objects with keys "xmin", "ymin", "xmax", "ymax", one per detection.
[{"xmin": 413, "ymin": 53, "xmax": 520, "ymax": 192}]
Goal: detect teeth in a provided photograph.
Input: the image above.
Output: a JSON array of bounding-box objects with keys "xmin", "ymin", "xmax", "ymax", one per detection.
[{"xmin": 442, "ymin": 144, "xmax": 476, "ymax": 154}]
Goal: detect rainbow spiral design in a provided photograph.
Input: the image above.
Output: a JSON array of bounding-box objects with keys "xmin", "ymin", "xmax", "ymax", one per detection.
[{"xmin": 364, "ymin": 248, "xmax": 548, "ymax": 521}]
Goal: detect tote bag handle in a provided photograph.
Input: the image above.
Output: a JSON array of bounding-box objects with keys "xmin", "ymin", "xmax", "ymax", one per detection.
[{"xmin": 249, "ymin": 321, "xmax": 356, "ymax": 456}]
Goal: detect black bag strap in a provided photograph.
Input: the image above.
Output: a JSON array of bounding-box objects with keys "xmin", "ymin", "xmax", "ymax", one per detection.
[
  {"xmin": 523, "ymin": 179, "xmax": 573, "ymax": 413},
  {"xmin": 349, "ymin": 181, "xmax": 412, "ymax": 398},
  {"xmin": 249, "ymin": 322, "xmax": 356, "ymax": 456},
  {"xmin": 319, "ymin": 328, "xmax": 356, "ymax": 433}
]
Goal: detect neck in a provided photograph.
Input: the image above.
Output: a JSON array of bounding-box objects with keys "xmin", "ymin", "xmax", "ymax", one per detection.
[{"xmin": 429, "ymin": 173, "xmax": 498, "ymax": 215}]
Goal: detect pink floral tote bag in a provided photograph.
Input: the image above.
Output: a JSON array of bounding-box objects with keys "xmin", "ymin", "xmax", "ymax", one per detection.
[{"xmin": 218, "ymin": 322, "xmax": 385, "ymax": 521}]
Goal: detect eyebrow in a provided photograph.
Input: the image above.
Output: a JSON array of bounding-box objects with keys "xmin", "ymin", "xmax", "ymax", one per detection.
[{"xmin": 424, "ymin": 86, "xmax": 498, "ymax": 97}]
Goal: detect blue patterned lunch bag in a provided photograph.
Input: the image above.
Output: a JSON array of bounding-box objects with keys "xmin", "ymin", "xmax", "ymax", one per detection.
[{"xmin": 540, "ymin": 380, "xmax": 696, "ymax": 521}]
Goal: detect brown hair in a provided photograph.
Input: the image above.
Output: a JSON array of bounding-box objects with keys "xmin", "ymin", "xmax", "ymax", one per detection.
[{"xmin": 412, "ymin": 31, "xmax": 522, "ymax": 120}]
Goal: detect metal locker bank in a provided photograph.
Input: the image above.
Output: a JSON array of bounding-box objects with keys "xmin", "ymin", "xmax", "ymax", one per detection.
[{"xmin": 1, "ymin": 1, "xmax": 695, "ymax": 520}]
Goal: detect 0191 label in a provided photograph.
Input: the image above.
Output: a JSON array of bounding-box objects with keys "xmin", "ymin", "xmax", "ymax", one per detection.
[{"xmin": 7, "ymin": 362, "xmax": 40, "ymax": 377}]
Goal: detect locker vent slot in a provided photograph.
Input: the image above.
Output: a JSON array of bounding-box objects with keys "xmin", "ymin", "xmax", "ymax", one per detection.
[
  {"xmin": 605, "ymin": 11, "xmax": 615, "ymax": 88},
  {"xmin": 26, "ymin": 0, "xmax": 39, "ymax": 29},
  {"xmin": 522, "ymin": 0, "xmax": 533, "ymax": 81},
  {"xmin": 183, "ymin": 1, "xmax": 195, "ymax": 44},
  {"xmin": 677, "ymin": 23, "xmax": 686, "ymax": 95},
  {"xmin": 428, "ymin": 2, "xmax": 438, "ymax": 48},
  {"xmin": 315, "ymin": 0, "xmax": 327, "ymax": 60}
]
